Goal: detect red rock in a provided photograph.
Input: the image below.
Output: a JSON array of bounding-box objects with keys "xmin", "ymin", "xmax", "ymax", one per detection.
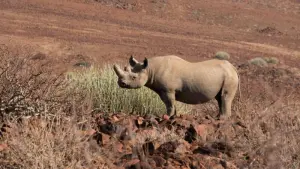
[
  {"xmin": 174, "ymin": 119, "xmax": 191, "ymax": 128},
  {"xmin": 0, "ymin": 144, "xmax": 8, "ymax": 151},
  {"xmin": 112, "ymin": 115, "xmax": 120, "ymax": 122},
  {"xmin": 137, "ymin": 116, "xmax": 144, "ymax": 125},
  {"xmin": 175, "ymin": 143, "xmax": 189, "ymax": 154},
  {"xmin": 85, "ymin": 129, "xmax": 96, "ymax": 136},
  {"xmin": 212, "ymin": 164, "xmax": 224, "ymax": 169},
  {"xmin": 139, "ymin": 162, "xmax": 152, "ymax": 169},
  {"xmin": 124, "ymin": 159, "xmax": 140, "ymax": 167},
  {"xmin": 115, "ymin": 142, "xmax": 124, "ymax": 153},
  {"xmin": 163, "ymin": 164, "xmax": 176, "ymax": 169},
  {"xmin": 151, "ymin": 155, "xmax": 166, "ymax": 167},
  {"xmin": 157, "ymin": 141, "xmax": 179, "ymax": 153},
  {"xmin": 163, "ymin": 114, "xmax": 170, "ymax": 120},
  {"xmin": 195, "ymin": 124, "xmax": 207, "ymax": 140},
  {"xmin": 100, "ymin": 132, "xmax": 110, "ymax": 146}
]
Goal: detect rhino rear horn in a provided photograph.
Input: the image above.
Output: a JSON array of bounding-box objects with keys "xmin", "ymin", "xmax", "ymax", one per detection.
[
  {"xmin": 129, "ymin": 55, "xmax": 139, "ymax": 67},
  {"xmin": 143, "ymin": 58, "xmax": 148, "ymax": 69},
  {"xmin": 113, "ymin": 65, "xmax": 125, "ymax": 77}
]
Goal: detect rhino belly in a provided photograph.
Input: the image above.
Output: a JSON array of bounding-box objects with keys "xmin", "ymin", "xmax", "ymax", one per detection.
[{"xmin": 175, "ymin": 91, "xmax": 216, "ymax": 104}]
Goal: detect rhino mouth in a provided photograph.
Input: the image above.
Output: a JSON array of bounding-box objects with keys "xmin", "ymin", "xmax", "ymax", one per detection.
[
  {"xmin": 117, "ymin": 80, "xmax": 131, "ymax": 88},
  {"xmin": 117, "ymin": 80, "xmax": 140, "ymax": 89}
]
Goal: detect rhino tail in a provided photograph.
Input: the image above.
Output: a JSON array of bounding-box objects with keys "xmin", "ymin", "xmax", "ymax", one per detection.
[{"xmin": 231, "ymin": 64, "xmax": 242, "ymax": 103}]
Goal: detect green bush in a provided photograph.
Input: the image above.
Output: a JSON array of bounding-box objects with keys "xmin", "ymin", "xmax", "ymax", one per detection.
[
  {"xmin": 262, "ymin": 57, "xmax": 279, "ymax": 64},
  {"xmin": 66, "ymin": 65, "xmax": 190, "ymax": 116},
  {"xmin": 248, "ymin": 57, "xmax": 268, "ymax": 67},
  {"xmin": 214, "ymin": 51, "xmax": 230, "ymax": 60}
]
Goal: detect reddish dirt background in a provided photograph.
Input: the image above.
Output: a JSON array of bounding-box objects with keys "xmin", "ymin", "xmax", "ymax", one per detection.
[{"xmin": 0, "ymin": 0, "xmax": 299, "ymax": 70}]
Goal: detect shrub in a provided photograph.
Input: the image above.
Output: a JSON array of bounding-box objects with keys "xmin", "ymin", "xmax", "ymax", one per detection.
[
  {"xmin": 248, "ymin": 57, "xmax": 268, "ymax": 67},
  {"xmin": 214, "ymin": 51, "xmax": 230, "ymax": 60},
  {"xmin": 262, "ymin": 57, "xmax": 279, "ymax": 64},
  {"xmin": 66, "ymin": 65, "xmax": 191, "ymax": 116},
  {"xmin": 0, "ymin": 49, "xmax": 67, "ymax": 120}
]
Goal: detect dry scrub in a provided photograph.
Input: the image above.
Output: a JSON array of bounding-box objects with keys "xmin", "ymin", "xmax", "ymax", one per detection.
[{"xmin": 0, "ymin": 50, "xmax": 300, "ymax": 168}]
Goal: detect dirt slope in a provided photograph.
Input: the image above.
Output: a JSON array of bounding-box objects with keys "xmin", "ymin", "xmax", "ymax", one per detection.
[{"xmin": 0, "ymin": 0, "xmax": 299, "ymax": 69}]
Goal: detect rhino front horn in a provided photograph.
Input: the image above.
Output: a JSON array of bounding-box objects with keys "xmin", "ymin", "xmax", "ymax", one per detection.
[{"xmin": 113, "ymin": 64, "xmax": 125, "ymax": 77}]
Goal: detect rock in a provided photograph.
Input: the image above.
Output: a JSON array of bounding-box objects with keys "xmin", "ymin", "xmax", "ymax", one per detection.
[
  {"xmin": 94, "ymin": 132, "xmax": 110, "ymax": 146},
  {"xmin": 142, "ymin": 141, "xmax": 155, "ymax": 156},
  {"xmin": 156, "ymin": 141, "xmax": 179, "ymax": 154},
  {"xmin": 112, "ymin": 114, "xmax": 120, "ymax": 122},
  {"xmin": 184, "ymin": 124, "xmax": 197, "ymax": 143},
  {"xmin": 135, "ymin": 116, "xmax": 145, "ymax": 128},
  {"xmin": 163, "ymin": 114, "xmax": 170, "ymax": 121},
  {"xmin": 173, "ymin": 118, "xmax": 191, "ymax": 128},
  {"xmin": 194, "ymin": 124, "xmax": 212, "ymax": 141},
  {"xmin": 124, "ymin": 159, "xmax": 140, "ymax": 168},
  {"xmin": 0, "ymin": 144, "xmax": 8, "ymax": 151},
  {"xmin": 175, "ymin": 144, "xmax": 189, "ymax": 154},
  {"xmin": 151, "ymin": 155, "xmax": 166, "ymax": 167},
  {"xmin": 99, "ymin": 121, "xmax": 117, "ymax": 135},
  {"xmin": 115, "ymin": 142, "xmax": 124, "ymax": 153},
  {"xmin": 175, "ymin": 140, "xmax": 191, "ymax": 154}
]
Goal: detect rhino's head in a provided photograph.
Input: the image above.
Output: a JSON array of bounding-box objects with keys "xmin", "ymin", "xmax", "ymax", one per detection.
[{"xmin": 113, "ymin": 56, "xmax": 149, "ymax": 89}]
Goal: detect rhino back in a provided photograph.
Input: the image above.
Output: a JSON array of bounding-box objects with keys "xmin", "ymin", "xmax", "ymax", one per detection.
[{"xmin": 147, "ymin": 57, "xmax": 230, "ymax": 104}]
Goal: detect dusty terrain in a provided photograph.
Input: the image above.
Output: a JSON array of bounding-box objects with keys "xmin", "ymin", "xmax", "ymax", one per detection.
[
  {"xmin": 1, "ymin": 0, "xmax": 300, "ymax": 169},
  {"xmin": 1, "ymin": 0, "xmax": 300, "ymax": 68}
]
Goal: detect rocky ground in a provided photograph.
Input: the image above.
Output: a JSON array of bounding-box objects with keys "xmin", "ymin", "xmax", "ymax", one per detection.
[{"xmin": 89, "ymin": 112, "xmax": 247, "ymax": 169}]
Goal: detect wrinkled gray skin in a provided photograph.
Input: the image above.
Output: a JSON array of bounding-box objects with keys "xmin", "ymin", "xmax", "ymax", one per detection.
[{"xmin": 113, "ymin": 55, "xmax": 239, "ymax": 120}]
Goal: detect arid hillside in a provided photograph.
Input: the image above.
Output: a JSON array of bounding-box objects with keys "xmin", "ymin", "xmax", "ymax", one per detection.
[
  {"xmin": 0, "ymin": 0, "xmax": 300, "ymax": 68},
  {"xmin": 0, "ymin": 0, "xmax": 300, "ymax": 169}
]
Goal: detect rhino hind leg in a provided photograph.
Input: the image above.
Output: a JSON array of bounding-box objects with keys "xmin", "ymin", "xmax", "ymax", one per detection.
[{"xmin": 218, "ymin": 76, "xmax": 238, "ymax": 120}]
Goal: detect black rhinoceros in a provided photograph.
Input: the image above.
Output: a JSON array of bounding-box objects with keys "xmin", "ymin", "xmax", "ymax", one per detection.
[{"xmin": 113, "ymin": 55, "xmax": 240, "ymax": 120}]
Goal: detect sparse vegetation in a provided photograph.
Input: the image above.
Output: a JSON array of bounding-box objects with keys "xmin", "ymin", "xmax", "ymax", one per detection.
[
  {"xmin": 248, "ymin": 57, "xmax": 279, "ymax": 67},
  {"xmin": 214, "ymin": 51, "xmax": 230, "ymax": 60},
  {"xmin": 1, "ymin": 48, "xmax": 300, "ymax": 169}
]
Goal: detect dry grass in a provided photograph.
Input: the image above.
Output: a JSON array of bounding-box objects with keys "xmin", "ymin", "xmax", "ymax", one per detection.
[
  {"xmin": 1, "ymin": 113, "xmax": 110, "ymax": 169},
  {"xmin": 225, "ymin": 65, "xmax": 300, "ymax": 168}
]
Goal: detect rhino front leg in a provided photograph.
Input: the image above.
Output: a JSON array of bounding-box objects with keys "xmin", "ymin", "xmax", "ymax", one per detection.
[{"xmin": 159, "ymin": 92, "xmax": 177, "ymax": 117}]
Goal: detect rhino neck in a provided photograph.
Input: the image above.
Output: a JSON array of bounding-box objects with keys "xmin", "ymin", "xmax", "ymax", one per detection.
[
  {"xmin": 144, "ymin": 66, "xmax": 157, "ymax": 90},
  {"xmin": 145, "ymin": 67, "xmax": 154, "ymax": 87}
]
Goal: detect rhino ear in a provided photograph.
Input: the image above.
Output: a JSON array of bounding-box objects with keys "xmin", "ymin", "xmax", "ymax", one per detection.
[
  {"xmin": 142, "ymin": 58, "xmax": 148, "ymax": 69},
  {"xmin": 129, "ymin": 55, "xmax": 139, "ymax": 67},
  {"xmin": 113, "ymin": 64, "xmax": 125, "ymax": 77}
]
